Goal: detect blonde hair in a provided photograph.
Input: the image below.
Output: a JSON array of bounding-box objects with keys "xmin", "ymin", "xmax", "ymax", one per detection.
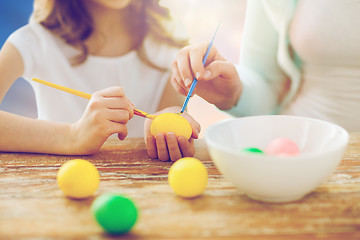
[{"xmin": 33, "ymin": 0, "xmax": 188, "ymax": 70}]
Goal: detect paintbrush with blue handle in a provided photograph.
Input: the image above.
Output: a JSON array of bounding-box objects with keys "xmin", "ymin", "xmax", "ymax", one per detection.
[{"xmin": 180, "ymin": 22, "xmax": 221, "ymax": 114}]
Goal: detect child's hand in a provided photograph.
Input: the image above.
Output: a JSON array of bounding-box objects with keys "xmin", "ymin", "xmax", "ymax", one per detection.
[
  {"xmin": 144, "ymin": 107, "xmax": 201, "ymax": 162},
  {"xmin": 71, "ymin": 86, "xmax": 134, "ymax": 155},
  {"xmin": 170, "ymin": 42, "xmax": 242, "ymax": 110}
]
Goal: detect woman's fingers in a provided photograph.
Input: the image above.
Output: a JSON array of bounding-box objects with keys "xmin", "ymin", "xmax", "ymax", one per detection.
[
  {"xmin": 188, "ymin": 42, "xmax": 216, "ymax": 80},
  {"xmin": 204, "ymin": 60, "xmax": 238, "ymax": 81},
  {"xmin": 170, "ymin": 61, "xmax": 189, "ymax": 95},
  {"xmin": 176, "ymin": 46, "xmax": 196, "ymax": 88}
]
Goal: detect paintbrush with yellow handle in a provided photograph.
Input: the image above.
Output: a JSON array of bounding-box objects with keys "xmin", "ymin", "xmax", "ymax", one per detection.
[{"xmin": 32, "ymin": 77, "xmax": 156, "ymax": 119}]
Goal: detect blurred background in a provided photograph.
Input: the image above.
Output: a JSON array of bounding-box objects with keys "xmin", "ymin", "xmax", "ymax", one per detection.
[{"xmin": 0, "ymin": 0, "xmax": 247, "ymax": 137}]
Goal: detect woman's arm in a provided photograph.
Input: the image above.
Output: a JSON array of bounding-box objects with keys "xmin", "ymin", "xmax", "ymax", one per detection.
[
  {"xmin": 225, "ymin": 0, "xmax": 290, "ymax": 116},
  {"xmin": 170, "ymin": 0, "xmax": 290, "ymax": 117}
]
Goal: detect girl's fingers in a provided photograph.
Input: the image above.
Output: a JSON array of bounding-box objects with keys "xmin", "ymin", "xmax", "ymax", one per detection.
[
  {"xmin": 108, "ymin": 121, "xmax": 127, "ymax": 133},
  {"xmin": 92, "ymin": 87, "xmax": 134, "ymax": 119},
  {"xmin": 190, "ymin": 120, "xmax": 201, "ymax": 139},
  {"xmin": 98, "ymin": 86, "xmax": 126, "ymax": 98},
  {"xmin": 146, "ymin": 135, "xmax": 158, "ymax": 159},
  {"xmin": 156, "ymin": 133, "xmax": 169, "ymax": 161},
  {"xmin": 178, "ymin": 137, "xmax": 195, "ymax": 157},
  {"xmin": 180, "ymin": 112, "xmax": 201, "ymax": 139},
  {"xmin": 102, "ymin": 97, "xmax": 133, "ymax": 111},
  {"xmin": 149, "ymin": 135, "xmax": 195, "ymax": 161},
  {"xmin": 105, "ymin": 121, "xmax": 128, "ymax": 139},
  {"xmin": 107, "ymin": 108, "xmax": 131, "ymax": 124},
  {"xmin": 166, "ymin": 132, "xmax": 182, "ymax": 161},
  {"xmin": 117, "ymin": 130, "xmax": 127, "ymax": 140}
]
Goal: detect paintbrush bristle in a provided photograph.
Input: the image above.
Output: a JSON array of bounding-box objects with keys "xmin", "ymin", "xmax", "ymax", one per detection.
[{"xmin": 134, "ymin": 109, "xmax": 146, "ymax": 117}]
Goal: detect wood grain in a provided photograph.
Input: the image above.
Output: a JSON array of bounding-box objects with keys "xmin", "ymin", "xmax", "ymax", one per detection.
[{"xmin": 1, "ymin": 135, "xmax": 360, "ymax": 240}]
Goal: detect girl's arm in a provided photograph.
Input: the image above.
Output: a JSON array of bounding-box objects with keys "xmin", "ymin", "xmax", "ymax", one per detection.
[
  {"xmin": 0, "ymin": 110, "xmax": 74, "ymax": 154},
  {"xmin": 0, "ymin": 41, "xmax": 24, "ymax": 101},
  {"xmin": 0, "ymin": 41, "xmax": 75, "ymax": 154},
  {"xmin": 0, "ymin": 41, "xmax": 134, "ymax": 155},
  {"xmin": 0, "ymin": 86, "xmax": 135, "ymax": 155}
]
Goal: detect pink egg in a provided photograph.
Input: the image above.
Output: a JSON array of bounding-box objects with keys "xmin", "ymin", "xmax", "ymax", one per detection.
[{"xmin": 265, "ymin": 138, "xmax": 300, "ymax": 157}]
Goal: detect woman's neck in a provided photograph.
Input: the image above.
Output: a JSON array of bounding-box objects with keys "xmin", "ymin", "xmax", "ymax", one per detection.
[{"xmin": 85, "ymin": 3, "xmax": 139, "ymax": 57}]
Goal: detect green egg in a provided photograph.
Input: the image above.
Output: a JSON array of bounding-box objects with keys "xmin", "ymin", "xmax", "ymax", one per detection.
[
  {"xmin": 241, "ymin": 147, "xmax": 264, "ymax": 154},
  {"xmin": 91, "ymin": 193, "xmax": 138, "ymax": 235}
]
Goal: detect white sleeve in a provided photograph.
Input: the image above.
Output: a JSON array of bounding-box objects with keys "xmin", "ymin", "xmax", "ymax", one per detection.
[
  {"xmin": 224, "ymin": 0, "xmax": 288, "ymax": 117},
  {"xmin": 7, "ymin": 24, "xmax": 40, "ymax": 81}
]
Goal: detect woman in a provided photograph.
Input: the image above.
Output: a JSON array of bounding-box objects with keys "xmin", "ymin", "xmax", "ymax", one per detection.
[{"xmin": 171, "ymin": 0, "xmax": 360, "ymax": 132}]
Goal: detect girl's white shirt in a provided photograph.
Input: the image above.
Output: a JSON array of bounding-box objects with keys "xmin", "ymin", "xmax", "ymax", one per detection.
[{"xmin": 8, "ymin": 19, "xmax": 184, "ymax": 137}]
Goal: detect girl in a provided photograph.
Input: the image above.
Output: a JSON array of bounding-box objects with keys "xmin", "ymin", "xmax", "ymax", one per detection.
[{"xmin": 0, "ymin": 0, "xmax": 200, "ymax": 161}]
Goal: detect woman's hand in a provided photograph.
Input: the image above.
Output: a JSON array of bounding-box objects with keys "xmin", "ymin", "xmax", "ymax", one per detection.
[
  {"xmin": 144, "ymin": 107, "xmax": 201, "ymax": 162},
  {"xmin": 171, "ymin": 42, "xmax": 242, "ymax": 110},
  {"xmin": 70, "ymin": 86, "xmax": 134, "ymax": 155}
]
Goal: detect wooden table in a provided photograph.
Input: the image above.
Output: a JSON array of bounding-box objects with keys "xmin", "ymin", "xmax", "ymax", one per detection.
[{"xmin": 1, "ymin": 134, "xmax": 360, "ymax": 240}]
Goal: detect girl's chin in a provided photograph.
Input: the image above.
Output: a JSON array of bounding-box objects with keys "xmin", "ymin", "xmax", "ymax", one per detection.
[{"xmin": 88, "ymin": 0, "xmax": 132, "ymax": 10}]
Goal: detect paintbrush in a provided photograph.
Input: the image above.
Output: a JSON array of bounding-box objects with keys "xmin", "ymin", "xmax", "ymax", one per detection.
[
  {"xmin": 32, "ymin": 77, "xmax": 156, "ymax": 119},
  {"xmin": 180, "ymin": 22, "xmax": 221, "ymax": 114}
]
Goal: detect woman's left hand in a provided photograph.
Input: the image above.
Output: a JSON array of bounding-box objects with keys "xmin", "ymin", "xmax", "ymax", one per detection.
[{"xmin": 144, "ymin": 107, "xmax": 200, "ymax": 162}]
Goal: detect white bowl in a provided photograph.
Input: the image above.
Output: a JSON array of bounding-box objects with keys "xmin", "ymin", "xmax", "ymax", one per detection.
[{"xmin": 204, "ymin": 115, "xmax": 349, "ymax": 203}]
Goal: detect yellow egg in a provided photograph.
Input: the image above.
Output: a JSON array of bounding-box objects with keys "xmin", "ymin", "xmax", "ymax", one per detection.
[
  {"xmin": 151, "ymin": 113, "xmax": 192, "ymax": 139},
  {"xmin": 168, "ymin": 157, "xmax": 208, "ymax": 198},
  {"xmin": 57, "ymin": 159, "xmax": 100, "ymax": 199}
]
